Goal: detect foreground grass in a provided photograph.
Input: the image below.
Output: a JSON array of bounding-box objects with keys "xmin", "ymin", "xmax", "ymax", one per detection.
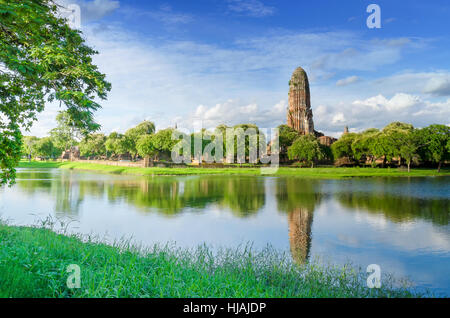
[
  {"xmin": 17, "ymin": 161, "xmax": 450, "ymax": 179},
  {"xmin": 0, "ymin": 223, "xmax": 422, "ymax": 298}
]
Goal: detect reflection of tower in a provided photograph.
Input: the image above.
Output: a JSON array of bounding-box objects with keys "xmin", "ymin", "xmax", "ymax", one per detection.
[{"xmin": 288, "ymin": 207, "xmax": 313, "ymax": 264}]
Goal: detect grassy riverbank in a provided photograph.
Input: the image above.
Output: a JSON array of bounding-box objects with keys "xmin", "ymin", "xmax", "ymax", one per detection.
[
  {"xmin": 17, "ymin": 161, "xmax": 449, "ymax": 179},
  {"xmin": 0, "ymin": 223, "xmax": 422, "ymax": 298}
]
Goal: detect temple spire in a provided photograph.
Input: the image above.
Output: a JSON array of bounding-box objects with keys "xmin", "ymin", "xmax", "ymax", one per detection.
[{"xmin": 287, "ymin": 67, "xmax": 314, "ymax": 135}]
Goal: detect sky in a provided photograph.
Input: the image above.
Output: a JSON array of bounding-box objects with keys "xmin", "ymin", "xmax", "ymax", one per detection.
[{"xmin": 30, "ymin": 0, "xmax": 450, "ymax": 138}]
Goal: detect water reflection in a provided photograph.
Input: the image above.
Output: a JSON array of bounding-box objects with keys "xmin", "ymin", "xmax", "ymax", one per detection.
[
  {"xmin": 15, "ymin": 171, "xmax": 266, "ymax": 217},
  {"xmin": 276, "ymin": 179, "xmax": 322, "ymax": 264},
  {"xmin": 333, "ymin": 178, "xmax": 449, "ymax": 226},
  {"xmin": 5, "ymin": 169, "xmax": 449, "ymax": 294}
]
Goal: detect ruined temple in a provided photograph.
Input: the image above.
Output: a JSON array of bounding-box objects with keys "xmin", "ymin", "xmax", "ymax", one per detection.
[{"xmin": 287, "ymin": 67, "xmax": 315, "ymax": 135}]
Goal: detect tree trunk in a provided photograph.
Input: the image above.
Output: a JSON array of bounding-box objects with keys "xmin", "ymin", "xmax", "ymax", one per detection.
[
  {"xmin": 311, "ymin": 162, "xmax": 314, "ymax": 168},
  {"xmin": 438, "ymin": 161, "xmax": 442, "ymax": 173},
  {"xmin": 407, "ymin": 162, "xmax": 410, "ymax": 173}
]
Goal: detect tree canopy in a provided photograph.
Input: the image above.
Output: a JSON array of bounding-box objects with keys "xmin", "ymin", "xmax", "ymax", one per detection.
[
  {"xmin": 0, "ymin": 0, "xmax": 111, "ymax": 185},
  {"xmin": 288, "ymin": 134, "xmax": 326, "ymax": 168}
]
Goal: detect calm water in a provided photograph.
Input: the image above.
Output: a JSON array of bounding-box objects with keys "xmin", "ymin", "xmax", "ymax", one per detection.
[{"xmin": 1, "ymin": 168, "xmax": 449, "ymax": 295}]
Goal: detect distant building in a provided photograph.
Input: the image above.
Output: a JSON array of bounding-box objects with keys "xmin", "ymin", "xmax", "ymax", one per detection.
[{"xmin": 318, "ymin": 135, "xmax": 337, "ymax": 147}]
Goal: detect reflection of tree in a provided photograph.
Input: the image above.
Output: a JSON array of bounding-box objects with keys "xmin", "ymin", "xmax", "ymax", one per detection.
[
  {"xmin": 276, "ymin": 178, "xmax": 322, "ymax": 264},
  {"xmin": 336, "ymin": 192, "xmax": 449, "ymax": 226},
  {"xmin": 52, "ymin": 172, "xmax": 82, "ymax": 216},
  {"xmin": 23, "ymin": 173, "xmax": 266, "ymax": 217}
]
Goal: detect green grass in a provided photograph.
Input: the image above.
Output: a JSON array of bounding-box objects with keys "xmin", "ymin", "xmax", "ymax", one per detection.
[
  {"xmin": 17, "ymin": 160, "xmax": 450, "ymax": 179},
  {"xmin": 0, "ymin": 222, "xmax": 423, "ymax": 298}
]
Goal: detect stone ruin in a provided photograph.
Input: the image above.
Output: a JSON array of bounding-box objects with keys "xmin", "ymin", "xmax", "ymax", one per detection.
[
  {"xmin": 60, "ymin": 146, "xmax": 80, "ymax": 161},
  {"xmin": 287, "ymin": 67, "xmax": 315, "ymax": 135},
  {"xmin": 287, "ymin": 66, "xmax": 337, "ymax": 147}
]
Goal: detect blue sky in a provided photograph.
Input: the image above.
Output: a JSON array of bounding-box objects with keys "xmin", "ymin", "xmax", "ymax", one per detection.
[{"xmin": 31, "ymin": 0, "xmax": 450, "ymax": 137}]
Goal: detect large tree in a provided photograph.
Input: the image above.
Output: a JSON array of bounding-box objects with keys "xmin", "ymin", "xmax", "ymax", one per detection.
[
  {"xmin": 124, "ymin": 120, "xmax": 155, "ymax": 160},
  {"xmin": 0, "ymin": 0, "xmax": 111, "ymax": 185},
  {"xmin": 79, "ymin": 133, "xmax": 107, "ymax": 158},
  {"xmin": 288, "ymin": 134, "xmax": 326, "ymax": 168},
  {"xmin": 33, "ymin": 137, "xmax": 59, "ymax": 158},
  {"xmin": 418, "ymin": 124, "xmax": 450, "ymax": 172},
  {"xmin": 49, "ymin": 111, "xmax": 81, "ymax": 151}
]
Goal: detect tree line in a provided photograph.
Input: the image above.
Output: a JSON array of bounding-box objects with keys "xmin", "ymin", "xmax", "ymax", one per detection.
[{"xmin": 23, "ymin": 111, "xmax": 449, "ymax": 172}]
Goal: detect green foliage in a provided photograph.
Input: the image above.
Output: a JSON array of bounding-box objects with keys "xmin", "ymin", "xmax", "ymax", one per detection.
[
  {"xmin": 49, "ymin": 111, "xmax": 81, "ymax": 151},
  {"xmin": 0, "ymin": 0, "xmax": 110, "ymax": 185},
  {"xmin": 332, "ymin": 132, "xmax": 358, "ymax": 160},
  {"xmin": 136, "ymin": 135, "xmax": 157, "ymax": 158},
  {"xmin": 33, "ymin": 137, "xmax": 59, "ymax": 158},
  {"xmin": 351, "ymin": 129, "xmax": 379, "ymax": 163},
  {"xmin": 418, "ymin": 124, "xmax": 450, "ymax": 171},
  {"xmin": 124, "ymin": 121, "xmax": 155, "ymax": 159},
  {"xmin": 79, "ymin": 133, "xmax": 107, "ymax": 157},
  {"xmin": 105, "ymin": 132, "xmax": 129, "ymax": 157},
  {"xmin": 278, "ymin": 124, "xmax": 300, "ymax": 151},
  {"xmin": 21, "ymin": 136, "xmax": 39, "ymax": 157},
  {"xmin": 136, "ymin": 128, "xmax": 180, "ymax": 159},
  {"xmin": 288, "ymin": 134, "xmax": 325, "ymax": 167}
]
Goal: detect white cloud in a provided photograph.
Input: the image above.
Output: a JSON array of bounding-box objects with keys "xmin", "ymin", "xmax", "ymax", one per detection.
[
  {"xmin": 185, "ymin": 99, "xmax": 286, "ymax": 130},
  {"xmin": 370, "ymin": 71, "xmax": 450, "ymax": 97},
  {"xmin": 332, "ymin": 113, "xmax": 346, "ymax": 124},
  {"xmin": 336, "ymin": 76, "xmax": 359, "ymax": 86},
  {"xmin": 424, "ymin": 76, "xmax": 450, "ymax": 96},
  {"xmin": 314, "ymin": 93, "xmax": 449, "ymax": 138},
  {"xmin": 227, "ymin": 0, "xmax": 275, "ymax": 17}
]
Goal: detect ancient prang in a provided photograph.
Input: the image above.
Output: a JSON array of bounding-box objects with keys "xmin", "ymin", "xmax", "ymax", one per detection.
[
  {"xmin": 287, "ymin": 67, "xmax": 315, "ymax": 135},
  {"xmin": 286, "ymin": 66, "xmax": 337, "ymax": 146}
]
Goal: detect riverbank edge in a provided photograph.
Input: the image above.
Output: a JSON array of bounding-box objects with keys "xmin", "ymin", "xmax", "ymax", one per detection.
[
  {"xmin": 17, "ymin": 161, "xmax": 450, "ymax": 179},
  {"xmin": 0, "ymin": 223, "xmax": 425, "ymax": 298}
]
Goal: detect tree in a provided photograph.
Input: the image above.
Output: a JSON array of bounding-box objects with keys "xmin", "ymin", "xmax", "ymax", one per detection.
[
  {"xmin": 380, "ymin": 122, "xmax": 414, "ymax": 165},
  {"xmin": 137, "ymin": 128, "xmax": 180, "ymax": 161},
  {"xmin": 21, "ymin": 136, "xmax": 39, "ymax": 159},
  {"xmin": 105, "ymin": 132, "xmax": 120, "ymax": 157},
  {"xmin": 398, "ymin": 131, "xmax": 421, "ymax": 172},
  {"xmin": 49, "ymin": 111, "xmax": 81, "ymax": 151},
  {"xmin": 288, "ymin": 134, "xmax": 325, "ymax": 168},
  {"xmin": 351, "ymin": 129, "xmax": 378, "ymax": 165},
  {"xmin": 278, "ymin": 124, "xmax": 300, "ymax": 153},
  {"xmin": 124, "ymin": 121, "xmax": 155, "ymax": 160},
  {"xmin": 332, "ymin": 132, "xmax": 358, "ymax": 160},
  {"xmin": 136, "ymin": 135, "xmax": 157, "ymax": 159},
  {"xmin": 79, "ymin": 133, "xmax": 107, "ymax": 158},
  {"xmin": 418, "ymin": 124, "xmax": 450, "ymax": 172},
  {"xmin": 33, "ymin": 137, "xmax": 59, "ymax": 158},
  {"xmin": 0, "ymin": 0, "xmax": 110, "ymax": 185}
]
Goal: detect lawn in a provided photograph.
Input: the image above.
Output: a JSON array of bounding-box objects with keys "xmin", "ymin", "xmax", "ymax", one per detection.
[{"xmin": 17, "ymin": 161, "xmax": 450, "ymax": 179}]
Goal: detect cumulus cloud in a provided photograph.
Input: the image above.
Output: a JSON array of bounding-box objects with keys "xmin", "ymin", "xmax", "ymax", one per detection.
[
  {"xmin": 314, "ymin": 93, "xmax": 449, "ymax": 138},
  {"xmin": 227, "ymin": 0, "xmax": 275, "ymax": 17},
  {"xmin": 424, "ymin": 76, "xmax": 450, "ymax": 96},
  {"xmin": 336, "ymin": 76, "xmax": 360, "ymax": 86},
  {"xmin": 369, "ymin": 71, "xmax": 450, "ymax": 97},
  {"xmin": 185, "ymin": 99, "xmax": 286, "ymax": 130}
]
